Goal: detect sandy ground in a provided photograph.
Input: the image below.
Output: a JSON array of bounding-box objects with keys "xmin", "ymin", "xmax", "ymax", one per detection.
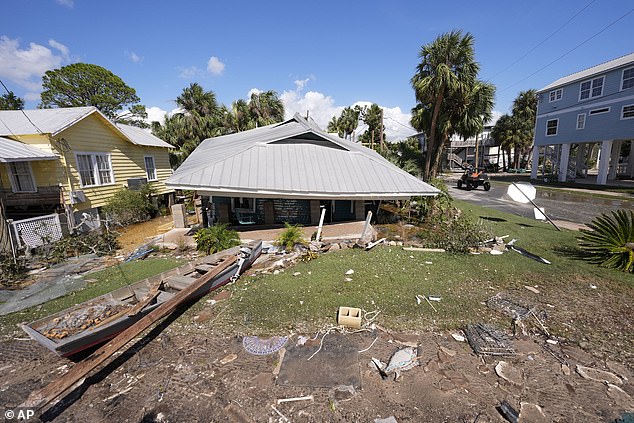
[{"xmin": 1, "ymin": 323, "xmax": 632, "ymax": 423}]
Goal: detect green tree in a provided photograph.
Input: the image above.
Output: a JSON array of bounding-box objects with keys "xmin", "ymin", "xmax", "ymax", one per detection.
[
  {"xmin": 248, "ymin": 90, "xmax": 285, "ymax": 127},
  {"xmin": 327, "ymin": 106, "xmax": 363, "ymax": 140},
  {"xmin": 0, "ymin": 91, "xmax": 25, "ymax": 110},
  {"xmin": 491, "ymin": 114, "xmax": 527, "ymax": 170},
  {"xmin": 511, "ymin": 89, "xmax": 538, "ymax": 167},
  {"xmin": 40, "ymin": 63, "xmax": 147, "ymax": 125},
  {"xmin": 358, "ymin": 104, "xmax": 385, "ymax": 150},
  {"xmin": 411, "ymin": 30, "xmax": 481, "ymax": 180}
]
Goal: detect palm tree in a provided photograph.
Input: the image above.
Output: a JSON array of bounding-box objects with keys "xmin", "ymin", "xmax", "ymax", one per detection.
[
  {"xmin": 511, "ymin": 89, "xmax": 538, "ymax": 167},
  {"xmin": 176, "ymin": 83, "xmax": 219, "ymax": 117},
  {"xmin": 248, "ymin": 90, "xmax": 284, "ymax": 127},
  {"xmin": 411, "ymin": 30, "xmax": 479, "ymax": 180},
  {"xmin": 454, "ymin": 81, "xmax": 495, "ymax": 168}
]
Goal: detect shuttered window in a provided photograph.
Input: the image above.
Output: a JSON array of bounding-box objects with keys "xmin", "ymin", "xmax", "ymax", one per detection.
[
  {"xmin": 144, "ymin": 156, "xmax": 157, "ymax": 181},
  {"xmin": 76, "ymin": 153, "xmax": 114, "ymax": 187},
  {"xmin": 8, "ymin": 162, "xmax": 36, "ymax": 193}
]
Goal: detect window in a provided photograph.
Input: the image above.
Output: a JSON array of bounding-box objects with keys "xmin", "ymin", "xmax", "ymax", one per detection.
[
  {"xmin": 546, "ymin": 119, "xmax": 558, "ymax": 136},
  {"xmin": 579, "ymin": 76, "xmax": 604, "ymax": 100},
  {"xmin": 144, "ymin": 156, "xmax": 157, "ymax": 181},
  {"xmin": 76, "ymin": 153, "xmax": 114, "ymax": 187},
  {"xmin": 576, "ymin": 113, "xmax": 586, "ymax": 130},
  {"xmin": 8, "ymin": 162, "xmax": 36, "ymax": 193},
  {"xmin": 232, "ymin": 197, "xmax": 255, "ymax": 212},
  {"xmin": 622, "ymin": 104, "xmax": 634, "ymax": 119},
  {"xmin": 622, "ymin": 67, "xmax": 634, "ymax": 90},
  {"xmin": 549, "ymin": 88, "xmax": 563, "ymax": 102},
  {"xmin": 589, "ymin": 107, "xmax": 610, "ymax": 115}
]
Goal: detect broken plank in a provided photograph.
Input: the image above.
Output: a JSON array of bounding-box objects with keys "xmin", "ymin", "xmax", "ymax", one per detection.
[
  {"xmin": 365, "ymin": 237, "xmax": 386, "ymax": 251},
  {"xmin": 19, "ymin": 254, "xmax": 238, "ymax": 413},
  {"xmin": 195, "ymin": 264, "xmax": 215, "ymax": 273},
  {"xmin": 126, "ymin": 279, "xmax": 163, "ymax": 316},
  {"xmin": 403, "ymin": 247, "xmax": 446, "ymax": 253}
]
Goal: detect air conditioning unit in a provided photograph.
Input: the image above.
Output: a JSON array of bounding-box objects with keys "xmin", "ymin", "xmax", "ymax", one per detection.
[
  {"xmin": 70, "ymin": 190, "xmax": 87, "ymax": 204},
  {"xmin": 127, "ymin": 178, "xmax": 148, "ymax": 191}
]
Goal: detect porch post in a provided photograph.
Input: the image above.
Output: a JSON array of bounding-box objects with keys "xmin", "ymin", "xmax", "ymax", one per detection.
[
  {"xmin": 530, "ymin": 146, "xmax": 539, "ymax": 179},
  {"xmin": 628, "ymin": 140, "xmax": 634, "ymax": 178},
  {"xmin": 597, "ymin": 140, "xmax": 613, "ymax": 185},
  {"xmin": 608, "ymin": 140, "xmax": 621, "ymax": 180},
  {"xmin": 558, "ymin": 144, "xmax": 570, "ymax": 182},
  {"xmin": 575, "ymin": 143, "xmax": 587, "ymax": 178}
]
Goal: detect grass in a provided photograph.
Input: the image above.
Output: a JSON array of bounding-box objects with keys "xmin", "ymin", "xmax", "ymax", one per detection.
[{"xmin": 0, "ymin": 257, "xmax": 184, "ymax": 337}]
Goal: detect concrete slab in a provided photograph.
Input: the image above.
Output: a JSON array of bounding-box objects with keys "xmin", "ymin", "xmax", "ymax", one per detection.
[{"xmin": 238, "ymin": 220, "xmax": 373, "ymax": 243}]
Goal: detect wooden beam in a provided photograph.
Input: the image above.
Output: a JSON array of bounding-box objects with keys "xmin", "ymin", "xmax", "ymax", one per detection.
[{"xmin": 20, "ymin": 255, "xmax": 238, "ymax": 413}]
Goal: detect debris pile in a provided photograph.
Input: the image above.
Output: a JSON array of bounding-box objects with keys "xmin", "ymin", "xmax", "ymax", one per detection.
[{"xmin": 42, "ymin": 302, "xmax": 132, "ymax": 339}]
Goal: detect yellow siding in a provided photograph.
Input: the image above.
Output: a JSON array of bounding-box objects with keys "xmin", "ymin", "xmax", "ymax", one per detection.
[{"xmin": 54, "ymin": 114, "xmax": 173, "ymax": 211}]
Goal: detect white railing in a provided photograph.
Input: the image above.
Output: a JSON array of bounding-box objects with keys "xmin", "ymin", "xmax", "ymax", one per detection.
[{"xmin": 10, "ymin": 213, "xmax": 63, "ymax": 249}]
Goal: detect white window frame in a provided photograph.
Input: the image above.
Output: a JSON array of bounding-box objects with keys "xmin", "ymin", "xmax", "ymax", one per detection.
[
  {"xmin": 144, "ymin": 155, "xmax": 157, "ymax": 181},
  {"xmin": 545, "ymin": 119, "xmax": 558, "ymax": 136},
  {"xmin": 621, "ymin": 67, "xmax": 634, "ymax": 91},
  {"xmin": 75, "ymin": 152, "xmax": 115, "ymax": 188},
  {"xmin": 589, "ymin": 107, "xmax": 610, "ymax": 115},
  {"xmin": 576, "ymin": 113, "xmax": 586, "ymax": 130},
  {"xmin": 622, "ymin": 104, "xmax": 634, "ymax": 120},
  {"xmin": 231, "ymin": 197, "xmax": 256, "ymax": 213},
  {"xmin": 549, "ymin": 88, "xmax": 563, "ymax": 102},
  {"xmin": 579, "ymin": 76, "xmax": 605, "ymax": 101},
  {"xmin": 8, "ymin": 161, "xmax": 37, "ymax": 193}
]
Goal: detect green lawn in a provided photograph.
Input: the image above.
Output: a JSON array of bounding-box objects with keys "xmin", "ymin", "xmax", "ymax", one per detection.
[{"xmin": 0, "ymin": 257, "xmax": 184, "ymax": 337}]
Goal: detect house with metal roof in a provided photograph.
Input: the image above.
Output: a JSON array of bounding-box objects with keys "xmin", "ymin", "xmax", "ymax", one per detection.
[
  {"xmin": 532, "ymin": 53, "xmax": 634, "ymax": 185},
  {"xmin": 167, "ymin": 114, "xmax": 438, "ymax": 226},
  {"xmin": 0, "ymin": 106, "xmax": 174, "ymax": 240}
]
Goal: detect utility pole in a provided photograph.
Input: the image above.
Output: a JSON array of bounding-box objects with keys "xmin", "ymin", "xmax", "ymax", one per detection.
[
  {"xmin": 474, "ymin": 133, "xmax": 480, "ymax": 169},
  {"xmin": 380, "ymin": 108, "xmax": 385, "ymax": 152}
]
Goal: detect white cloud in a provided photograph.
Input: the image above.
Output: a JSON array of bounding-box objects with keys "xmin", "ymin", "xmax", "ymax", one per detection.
[
  {"xmin": 294, "ymin": 77, "xmax": 311, "ymax": 90},
  {"xmin": 246, "ymin": 88, "xmax": 262, "ymax": 99},
  {"xmin": 56, "ymin": 0, "xmax": 74, "ymax": 7},
  {"xmin": 487, "ymin": 110, "xmax": 503, "ymax": 126},
  {"xmin": 207, "ymin": 56, "xmax": 225, "ymax": 76},
  {"xmin": 0, "ymin": 36, "xmax": 69, "ymax": 94},
  {"xmin": 125, "ymin": 50, "xmax": 142, "ymax": 63},
  {"xmin": 178, "ymin": 65, "xmax": 201, "ymax": 79},
  {"xmin": 145, "ymin": 106, "xmax": 183, "ymax": 125}
]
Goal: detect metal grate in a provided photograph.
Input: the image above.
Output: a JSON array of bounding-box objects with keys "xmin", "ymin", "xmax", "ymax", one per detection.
[
  {"xmin": 465, "ymin": 323, "xmax": 516, "ymax": 357},
  {"xmin": 11, "ymin": 213, "xmax": 63, "ymax": 249},
  {"xmin": 486, "ymin": 294, "xmax": 531, "ymax": 320}
]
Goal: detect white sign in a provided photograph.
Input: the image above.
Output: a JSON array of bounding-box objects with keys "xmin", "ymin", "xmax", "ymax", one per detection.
[{"xmin": 507, "ymin": 183, "xmax": 536, "ymax": 204}]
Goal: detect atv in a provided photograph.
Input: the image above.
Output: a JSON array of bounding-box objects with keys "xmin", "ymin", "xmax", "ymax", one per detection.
[{"xmin": 457, "ymin": 167, "xmax": 491, "ymax": 191}]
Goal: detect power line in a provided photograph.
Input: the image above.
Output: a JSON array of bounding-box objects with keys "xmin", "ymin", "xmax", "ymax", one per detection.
[
  {"xmin": 385, "ymin": 116, "xmax": 416, "ymax": 131},
  {"xmin": 0, "ymin": 78, "xmax": 44, "ymax": 134},
  {"xmin": 489, "ymin": 0, "xmax": 597, "ymax": 80},
  {"xmin": 499, "ymin": 7, "xmax": 634, "ymax": 94}
]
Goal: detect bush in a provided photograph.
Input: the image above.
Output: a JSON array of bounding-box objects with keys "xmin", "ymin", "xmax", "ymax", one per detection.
[
  {"xmin": 103, "ymin": 185, "xmax": 157, "ymax": 227},
  {"xmin": 44, "ymin": 230, "xmax": 120, "ymax": 264},
  {"xmin": 276, "ymin": 222, "xmax": 306, "ymax": 251},
  {"xmin": 416, "ymin": 215, "xmax": 491, "ymax": 253},
  {"xmin": 578, "ymin": 209, "xmax": 634, "ymax": 272},
  {"xmin": 0, "ymin": 254, "xmax": 28, "ymax": 287},
  {"xmin": 194, "ymin": 224, "xmax": 240, "ymax": 255}
]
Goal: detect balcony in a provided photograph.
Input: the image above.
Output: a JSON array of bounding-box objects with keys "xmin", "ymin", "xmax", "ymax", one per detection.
[{"xmin": 0, "ymin": 185, "xmax": 62, "ymax": 207}]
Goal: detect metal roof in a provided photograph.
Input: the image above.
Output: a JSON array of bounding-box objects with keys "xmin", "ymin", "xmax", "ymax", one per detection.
[
  {"xmin": 539, "ymin": 52, "xmax": 634, "ymax": 92},
  {"xmin": 0, "ymin": 107, "xmax": 172, "ymax": 149},
  {"xmin": 0, "ymin": 137, "xmax": 58, "ymax": 162},
  {"xmin": 167, "ymin": 114, "xmax": 439, "ymax": 200},
  {"xmin": 115, "ymin": 123, "xmax": 174, "ymax": 148}
]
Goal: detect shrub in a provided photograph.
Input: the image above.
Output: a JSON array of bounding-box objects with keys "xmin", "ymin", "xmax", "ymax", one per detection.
[
  {"xmin": 416, "ymin": 215, "xmax": 491, "ymax": 253},
  {"xmin": 194, "ymin": 224, "xmax": 240, "ymax": 255},
  {"xmin": 44, "ymin": 230, "xmax": 120, "ymax": 264},
  {"xmin": 103, "ymin": 185, "xmax": 157, "ymax": 227},
  {"xmin": 578, "ymin": 209, "xmax": 634, "ymax": 273},
  {"xmin": 276, "ymin": 222, "xmax": 306, "ymax": 251},
  {"xmin": 0, "ymin": 254, "xmax": 28, "ymax": 287}
]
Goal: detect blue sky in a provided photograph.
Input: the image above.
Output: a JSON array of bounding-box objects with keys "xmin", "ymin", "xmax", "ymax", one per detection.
[{"xmin": 1, "ymin": 0, "xmax": 633, "ymax": 140}]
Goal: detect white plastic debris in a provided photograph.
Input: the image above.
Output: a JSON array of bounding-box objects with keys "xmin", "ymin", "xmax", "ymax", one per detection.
[{"xmin": 345, "ymin": 269, "xmax": 355, "ymax": 275}]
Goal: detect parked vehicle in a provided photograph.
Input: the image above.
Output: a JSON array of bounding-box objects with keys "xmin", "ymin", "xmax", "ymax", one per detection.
[{"xmin": 457, "ymin": 167, "xmax": 491, "ymax": 191}]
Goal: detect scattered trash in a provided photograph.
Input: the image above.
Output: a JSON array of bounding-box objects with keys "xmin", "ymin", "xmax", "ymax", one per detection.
[
  {"xmin": 497, "ymin": 399, "xmax": 519, "ymax": 423},
  {"xmin": 345, "ymin": 269, "xmax": 354, "ymax": 275},
  {"xmin": 576, "ymin": 365, "xmax": 623, "ymax": 385},
  {"xmin": 402, "ymin": 247, "xmax": 445, "ymax": 253},
  {"xmin": 424, "ymin": 261, "xmax": 433, "ymax": 265},
  {"xmin": 372, "ymin": 347, "xmax": 419, "ymax": 380},
  {"xmin": 219, "ymin": 353, "xmax": 237, "ymax": 365},
  {"xmin": 507, "ymin": 239, "xmax": 551, "ymax": 264},
  {"xmin": 293, "ymin": 272, "xmax": 301, "ymax": 276},
  {"xmin": 465, "ymin": 323, "xmax": 516, "ymax": 356},
  {"xmin": 365, "ymin": 238, "xmax": 386, "ymax": 250},
  {"xmin": 546, "ymin": 339, "xmax": 558, "ymax": 345},
  {"xmin": 524, "ymin": 285, "xmax": 540, "ymax": 294},
  {"xmin": 296, "ymin": 336, "xmax": 308, "ymax": 346},
  {"xmin": 270, "ymin": 404, "xmax": 289, "ymax": 422},
  {"xmin": 276, "ymin": 395, "xmax": 314, "ymax": 405},
  {"xmin": 590, "ymin": 284, "xmax": 598, "ymax": 289},
  {"xmin": 344, "ymin": 277, "xmax": 353, "ymax": 282},
  {"xmin": 242, "ymin": 336, "xmax": 288, "ymax": 356},
  {"xmin": 451, "ymin": 333, "xmax": 466, "ymax": 342},
  {"xmin": 427, "ymin": 296, "xmax": 441, "ymax": 302},
  {"xmin": 495, "ymin": 361, "xmax": 523, "ymax": 386},
  {"xmin": 358, "ymin": 336, "xmax": 379, "ymax": 353},
  {"xmin": 374, "ymin": 417, "xmax": 398, "ymax": 423},
  {"xmin": 415, "ymin": 295, "xmax": 437, "ymax": 312},
  {"xmin": 329, "ymin": 385, "xmax": 356, "ymax": 404},
  {"xmin": 490, "ymin": 249, "xmax": 503, "ymax": 255},
  {"xmin": 487, "ymin": 294, "xmax": 531, "ymax": 320}
]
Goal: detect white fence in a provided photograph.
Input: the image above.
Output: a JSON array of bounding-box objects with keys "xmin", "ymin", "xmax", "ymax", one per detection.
[{"xmin": 10, "ymin": 213, "xmax": 63, "ymax": 249}]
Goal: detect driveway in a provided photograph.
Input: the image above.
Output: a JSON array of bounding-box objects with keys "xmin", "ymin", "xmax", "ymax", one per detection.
[{"xmin": 446, "ymin": 178, "xmax": 634, "ymax": 230}]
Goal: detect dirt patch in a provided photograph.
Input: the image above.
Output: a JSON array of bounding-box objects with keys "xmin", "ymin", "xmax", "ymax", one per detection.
[
  {"xmin": 1, "ymin": 326, "xmax": 632, "ymax": 422},
  {"xmin": 115, "ymin": 216, "xmax": 174, "ymax": 254}
]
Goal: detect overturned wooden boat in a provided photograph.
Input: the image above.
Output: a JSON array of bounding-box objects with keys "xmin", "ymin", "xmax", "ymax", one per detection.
[{"xmin": 21, "ymin": 240, "xmax": 262, "ymax": 357}]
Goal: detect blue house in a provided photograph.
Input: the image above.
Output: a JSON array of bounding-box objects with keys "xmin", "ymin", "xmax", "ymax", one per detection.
[{"xmin": 532, "ymin": 53, "xmax": 634, "ymax": 185}]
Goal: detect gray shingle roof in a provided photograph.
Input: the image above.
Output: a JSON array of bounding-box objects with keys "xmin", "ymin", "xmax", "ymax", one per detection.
[
  {"xmin": 0, "ymin": 137, "xmax": 58, "ymax": 162},
  {"xmin": 167, "ymin": 114, "xmax": 439, "ymax": 200},
  {"xmin": 539, "ymin": 52, "xmax": 634, "ymax": 92}
]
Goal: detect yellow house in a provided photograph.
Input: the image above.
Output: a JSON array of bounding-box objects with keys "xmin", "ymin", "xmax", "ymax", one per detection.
[{"xmin": 0, "ymin": 107, "xmax": 174, "ymax": 230}]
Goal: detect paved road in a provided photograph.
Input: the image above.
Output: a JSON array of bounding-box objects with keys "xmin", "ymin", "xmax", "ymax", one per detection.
[{"xmin": 447, "ymin": 179, "xmax": 634, "ymax": 227}]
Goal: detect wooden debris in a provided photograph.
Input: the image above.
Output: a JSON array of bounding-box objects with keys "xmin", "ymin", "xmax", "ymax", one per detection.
[
  {"xmin": 365, "ymin": 238, "xmax": 386, "ymax": 250},
  {"xmin": 276, "ymin": 395, "xmax": 314, "ymax": 405},
  {"xmin": 576, "ymin": 365, "xmax": 623, "ymax": 385},
  {"xmin": 402, "ymin": 247, "xmax": 445, "ymax": 252},
  {"xmin": 19, "ymin": 255, "xmax": 238, "ymax": 412}
]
